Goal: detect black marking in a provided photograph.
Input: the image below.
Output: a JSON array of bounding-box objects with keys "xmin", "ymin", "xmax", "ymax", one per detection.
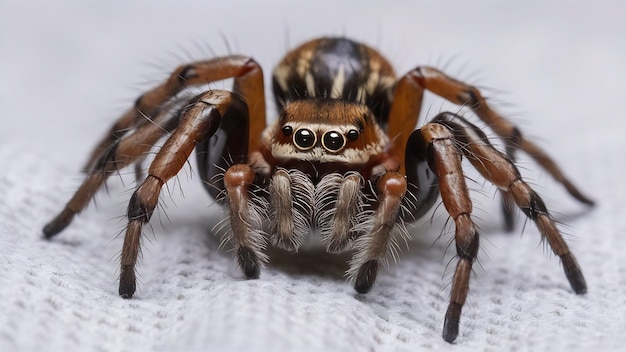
[
  {"xmin": 510, "ymin": 126, "xmax": 522, "ymax": 147},
  {"xmin": 119, "ymin": 265, "xmax": 136, "ymax": 299},
  {"xmin": 237, "ymin": 246, "xmax": 260, "ymax": 279},
  {"xmin": 403, "ymin": 129, "xmax": 440, "ymax": 221},
  {"xmin": 443, "ymin": 302, "xmax": 462, "ymax": 343},
  {"xmin": 42, "ymin": 210, "xmax": 73, "ymax": 239},
  {"xmin": 501, "ymin": 192, "xmax": 516, "ymax": 232},
  {"xmin": 455, "ymin": 227, "xmax": 479, "ymax": 262},
  {"xmin": 109, "ymin": 121, "xmax": 127, "ymax": 140},
  {"xmin": 519, "ymin": 191, "xmax": 549, "ymax": 220},
  {"xmin": 310, "ymin": 38, "xmax": 366, "ymax": 100},
  {"xmin": 562, "ymin": 253, "xmax": 587, "ymax": 294},
  {"xmin": 94, "ymin": 143, "xmax": 119, "ymax": 174},
  {"xmin": 134, "ymin": 94, "xmax": 144, "ymax": 109},
  {"xmin": 127, "ymin": 192, "xmax": 153, "ymax": 223},
  {"xmin": 133, "ymin": 93, "xmax": 160, "ymax": 121},
  {"xmin": 466, "ymin": 87, "xmax": 481, "ymax": 108},
  {"xmin": 271, "ymin": 37, "xmax": 393, "ymax": 125},
  {"xmin": 354, "ymin": 259, "xmax": 378, "ymax": 294},
  {"xmin": 357, "ymin": 115, "xmax": 367, "ymax": 128},
  {"xmin": 178, "ymin": 64, "xmax": 198, "ymax": 84},
  {"xmin": 506, "ymin": 127, "xmax": 523, "ymax": 159},
  {"xmin": 424, "ymin": 139, "xmax": 438, "ymax": 172}
]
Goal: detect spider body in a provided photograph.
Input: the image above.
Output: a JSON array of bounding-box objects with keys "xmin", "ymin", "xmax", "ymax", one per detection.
[{"xmin": 44, "ymin": 37, "xmax": 593, "ymax": 343}]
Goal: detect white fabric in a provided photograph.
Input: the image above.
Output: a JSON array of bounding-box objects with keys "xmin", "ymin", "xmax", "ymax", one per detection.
[{"xmin": 2, "ymin": 1, "xmax": 625, "ymax": 351}]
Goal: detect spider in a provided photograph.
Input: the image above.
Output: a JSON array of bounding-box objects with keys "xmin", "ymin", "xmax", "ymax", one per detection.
[{"xmin": 43, "ymin": 37, "xmax": 594, "ymax": 343}]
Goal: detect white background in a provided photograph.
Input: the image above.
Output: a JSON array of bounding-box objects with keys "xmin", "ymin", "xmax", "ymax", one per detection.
[{"xmin": 1, "ymin": 1, "xmax": 625, "ymax": 351}]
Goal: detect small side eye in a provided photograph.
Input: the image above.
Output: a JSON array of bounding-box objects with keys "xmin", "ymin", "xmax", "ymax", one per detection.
[
  {"xmin": 346, "ymin": 129, "xmax": 360, "ymax": 141},
  {"xmin": 282, "ymin": 125, "xmax": 293, "ymax": 136},
  {"xmin": 322, "ymin": 131, "xmax": 346, "ymax": 152},
  {"xmin": 293, "ymin": 128, "xmax": 316, "ymax": 150}
]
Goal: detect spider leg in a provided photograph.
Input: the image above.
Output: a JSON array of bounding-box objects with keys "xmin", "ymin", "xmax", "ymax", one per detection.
[
  {"xmin": 348, "ymin": 171, "xmax": 407, "ymax": 294},
  {"xmin": 422, "ymin": 112, "xmax": 587, "ymax": 343},
  {"xmin": 413, "ymin": 67, "xmax": 592, "ymax": 202},
  {"xmin": 82, "ymin": 56, "xmax": 266, "ymax": 173},
  {"xmin": 43, "ymin": 109, "xmax": 179, "ymax": 238},
  {"xmin": 418, "ymin": 122, "xmax": 479, "ymax": 343},
  {"xmin": 386, "ymin": 67, "xmax": 593, "ymax": 230},
  {"xmin": 116, "ymin": 90, "xmax": 250, "ymax": 298},
  {"xmin": 224, "ymin": 164, "xmax": 267, "ymax": 279},
  {"xmin": 45, "ymin": 56, "xmax": 266, "ymax": 238},
  {"xmin": 434, "ymin": 112, "xmax": 586, "ymax": 294}
]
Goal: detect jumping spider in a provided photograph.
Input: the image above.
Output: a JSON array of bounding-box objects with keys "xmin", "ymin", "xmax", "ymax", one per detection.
[{"xmin": 43, "ymin": 37, "xmax": 593, "ymax": 343}]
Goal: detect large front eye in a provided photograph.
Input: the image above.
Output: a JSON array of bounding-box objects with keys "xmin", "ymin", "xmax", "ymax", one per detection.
[
  {"xmin": 322, "ymin": 130, "xmax": 346, "ymax": 152},
  {"xmin": 293, "ymin": 128, "xmax": 316, "ymax": 150}
]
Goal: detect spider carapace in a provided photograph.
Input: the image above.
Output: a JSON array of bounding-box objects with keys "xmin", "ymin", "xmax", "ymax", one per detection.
[{"xmin": 43, "ymin": 37, "xmax": 593, "ymax": 343}]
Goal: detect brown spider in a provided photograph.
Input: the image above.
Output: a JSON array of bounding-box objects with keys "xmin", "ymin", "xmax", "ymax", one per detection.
[{"xmin": 43, "ymin": 37, "xmax": 593, "ymax": 343}]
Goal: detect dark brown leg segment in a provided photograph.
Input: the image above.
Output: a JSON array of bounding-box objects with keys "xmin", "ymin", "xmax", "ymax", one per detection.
[{"xmin": 420, "ymin": 123, "xmax": 480, "ymax": 343}]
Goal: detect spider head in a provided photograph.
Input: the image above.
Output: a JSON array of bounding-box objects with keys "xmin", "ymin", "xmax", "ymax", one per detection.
[{"xmin": 265, "ymin": 99, "xmax": 388, "ymax": 166}]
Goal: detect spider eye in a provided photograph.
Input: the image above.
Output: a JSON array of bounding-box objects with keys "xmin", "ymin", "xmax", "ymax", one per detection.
[
  {"xmin": 322, "ymin": 131, "xmax": 346, "ymax": 152},
  {"xmin": 282, "ymin": 125, "xmax": 293, "ymax": 136},
  {"xmin": 346, "ymin": 129, "xmax": 360, "ymax": 142},
  {"xmin": 293, "ymin": 128, "xmax": 316, "ymax": 150}
]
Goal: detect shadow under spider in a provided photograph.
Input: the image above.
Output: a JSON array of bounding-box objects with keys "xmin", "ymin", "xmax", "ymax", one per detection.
[{"xmin": 264, "ymin": 245, "xmax": 352, "ymax": 281}]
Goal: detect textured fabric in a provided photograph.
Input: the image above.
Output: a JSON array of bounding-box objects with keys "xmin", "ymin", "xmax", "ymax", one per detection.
[{"xmin": 1, "ymin": 1, "xmax": 625, "ymax": 351}]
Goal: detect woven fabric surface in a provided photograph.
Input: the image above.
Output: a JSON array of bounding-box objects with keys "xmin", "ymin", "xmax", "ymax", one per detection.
[{"xmin": 1, "ymin": 1, "xmax": 625, "ymax": 351}]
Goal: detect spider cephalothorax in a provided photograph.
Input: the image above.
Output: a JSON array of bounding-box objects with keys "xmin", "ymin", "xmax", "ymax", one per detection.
[
  {"xmin": 43, "ymin": 37, "xmax": 593, "ymax": 343},
  {"xmin": 261, "ymin": 99, "xmax": 388, "ymax": 175}
]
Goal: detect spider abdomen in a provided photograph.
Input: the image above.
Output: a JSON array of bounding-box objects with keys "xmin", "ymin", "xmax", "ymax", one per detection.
[{"xmin": 271, "ymin": 37, "xmax": 396, "ymax": 125}]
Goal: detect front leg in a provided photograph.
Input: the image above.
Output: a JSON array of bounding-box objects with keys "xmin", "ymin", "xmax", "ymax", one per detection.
[
  {"xmin": 224, "ymin": 164, "xmax": 268, "ymax": 278},
  {"xmin": 348, "ymin": 171, "xmax": 407, "ymax": 294}
]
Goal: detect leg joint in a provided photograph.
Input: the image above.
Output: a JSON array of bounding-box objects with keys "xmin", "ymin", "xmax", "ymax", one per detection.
[{"xmin": 127, "ymin": 176, "xmax": 162, "ymax": 223}]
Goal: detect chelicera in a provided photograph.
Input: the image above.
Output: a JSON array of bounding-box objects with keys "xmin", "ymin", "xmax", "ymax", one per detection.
[{"xmin": 43, "ymin": 37, "xmax": 594, "ymax": 343}]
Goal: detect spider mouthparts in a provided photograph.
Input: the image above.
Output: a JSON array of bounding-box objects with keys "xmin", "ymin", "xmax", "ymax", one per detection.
[{"xmin": 354, "ymin": 260, "xmax": 378, "ymax": 294}]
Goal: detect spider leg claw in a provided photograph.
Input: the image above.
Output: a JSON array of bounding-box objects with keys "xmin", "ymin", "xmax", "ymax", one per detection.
[
  {"xmin": 237, "ymin": 246, "xmax": 261, "ymax": 279},
  {"xmin": 443, "ymin": 302, "xmax": 462, "ymax": 343},
  {"xmin": 354, "ymin": 259, "xmax": 379, "ymax": 294},
  {"xmin": 43, "ymin": 210, "xmax": 74, "ymax": 239}
]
